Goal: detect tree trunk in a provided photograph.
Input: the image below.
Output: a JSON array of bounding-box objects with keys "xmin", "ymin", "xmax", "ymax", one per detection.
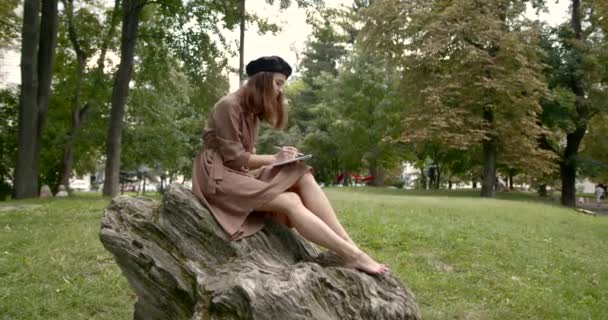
[
  {"xmin": 561, "ymin": 0, "xmax": 587, "ymax": 208},
  {"xmin": 343, "ymin": 166, "xmax": 350, "ymax": 186},
  {"xmin": 448, "ymin": 180, "xmax": 452, "ymax": 189},
  {"xmin": 103, "ymin": 0, "xmax": 144, "ymax": 197},
  {"xmin": 34, "ymin": 0, "xmax": 59, "ymax": 190},
  {"xmin": 60, "ymin": 143, "xmax": 74, "ymax": 189},
  {"xmin": 419, "ymin": 168, "xmax": 427, "ymax": 189},
  {"xmin": 561, "ymin": 126, "xmax": 586, "ymax": 206},
  {"xmin": 238, "ymin": 0, "xmax": 246, "ymax": 85},
  {"xmin": 35, "ymin": 0, "xmax": 58, "ymax": 152},
  {"xmin": 100, "ymin": 184, "xmax": 422, "ymax": 320},
  {"xmin": 369, "ymin": 160, "xmax": 385, "ymax": 186},
  {"xmin": 508, "ymin": 171, "xmax": 514, "ymax": 191},
  {"xmin": 481, "ymin": 108, "xmax": 497, "ymax": 198},
  {"xmin": 435, "ymin": 164, "xmax": 441, "ymax": 189},
  {"xmin": 480, "ymin": 137, "xmax": 497, "ymax": 197},
  {"xmin": 14, "ymin": 0, "xmax": 58, "ymax": 199},
  {"xmin": 14, "ymin": 0, "xmax": 42, "ymax": 199},
  {"xmin": 427, "ymin": 166, "xmax": 436, "ymax": 189}
]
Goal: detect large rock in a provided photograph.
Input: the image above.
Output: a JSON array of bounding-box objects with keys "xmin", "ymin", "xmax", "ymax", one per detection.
[{"xmin": 100, "ymin": 183, "xmax": 421, "ymax": 320}]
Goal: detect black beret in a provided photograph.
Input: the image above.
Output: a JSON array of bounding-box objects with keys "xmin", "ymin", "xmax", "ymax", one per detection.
[{"xmin": 245, "ymin": 56, "xmax": 292, "ymax": 78}]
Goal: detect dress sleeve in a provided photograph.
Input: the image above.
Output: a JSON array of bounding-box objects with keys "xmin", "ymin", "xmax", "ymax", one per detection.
[{"xmin": 212, "ymin": 100, "xmax": 252, "ymax": 170}]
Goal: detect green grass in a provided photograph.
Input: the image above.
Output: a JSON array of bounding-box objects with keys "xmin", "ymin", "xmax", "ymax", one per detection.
[
  {"xmin": 328, "ymin": 187, "xmax": 608, "ymax": 319},
  {"xmin": 1, "ymin": 188, "xmax": 607, "ymax": 319},
  {"xmin": 0, "ymin": 196, "xmax": 135, "ymax": 319}
]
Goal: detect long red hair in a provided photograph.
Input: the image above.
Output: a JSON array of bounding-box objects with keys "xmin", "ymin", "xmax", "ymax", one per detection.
[{"xmin": 240, "ymin": 72, "xmax": 288, "ymax": 129}]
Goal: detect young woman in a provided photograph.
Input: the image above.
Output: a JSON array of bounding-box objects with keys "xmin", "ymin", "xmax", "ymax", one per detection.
[{"xmin": 192, "ymin": 56, "xmax": 388, "ymax": 275}]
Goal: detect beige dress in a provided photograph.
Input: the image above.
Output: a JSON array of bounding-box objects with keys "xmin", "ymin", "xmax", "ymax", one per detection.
[{"xmin": 192, "ymin": 92, "xmax": 310, "ymax": 240}]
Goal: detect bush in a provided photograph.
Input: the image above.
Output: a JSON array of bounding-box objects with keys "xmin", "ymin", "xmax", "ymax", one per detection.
[{"xmin": 0, "ymin": 180, "xmax": 12, "ymax": 201}]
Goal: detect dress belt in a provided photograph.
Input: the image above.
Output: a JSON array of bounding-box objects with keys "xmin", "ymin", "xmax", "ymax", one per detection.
[{"xmin": 206, "ymin": 149, "xmax": 223, "ymax": 194}]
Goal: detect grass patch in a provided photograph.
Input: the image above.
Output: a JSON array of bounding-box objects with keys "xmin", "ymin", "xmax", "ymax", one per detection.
[
  {"xmin": 1, "ymin": 188, "xmax": 607, "ymax": 319},
  {"xmin": 328, "ymin": 187, "xmax": 608, "ymax": 319},
  {"xmin": 0, "ymin": 196, "xmax": 135, "ymax": 319}
]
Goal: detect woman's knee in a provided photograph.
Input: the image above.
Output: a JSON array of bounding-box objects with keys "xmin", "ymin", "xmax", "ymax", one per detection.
[
  {"xmin": 296, "ymin": 171, "xmax": 316, "ymax": 189},
  {"xmin": 274, "ymin": 191, "xmax": 303, "ymax": 212}
]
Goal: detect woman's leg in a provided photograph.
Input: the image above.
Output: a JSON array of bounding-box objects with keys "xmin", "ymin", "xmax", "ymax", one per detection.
[
  {"xmin": 256, "ymin": 192, "xmax": 388, "ymax": 275},
  {"xmin": 293, "ymin": 172, "xmax": 356, "ymax": 245}
]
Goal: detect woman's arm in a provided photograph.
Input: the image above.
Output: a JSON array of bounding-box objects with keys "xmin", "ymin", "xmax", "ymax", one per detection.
[
  {"xmin": 246, "ymin": 154, "xmax": 276, "ymax": 169},
  {"xmin": 245, "ymin": 147, "xmax": 299, "ymax": 169}
]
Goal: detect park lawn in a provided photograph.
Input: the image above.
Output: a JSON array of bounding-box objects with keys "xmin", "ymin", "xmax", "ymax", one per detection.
[
  {"xmin": 326, "ymin": 187, "xmax": 608, "ymax": 320},
  {"xmin": 0, "ymin": 188, "xmax": 606, "ymax": 319}
]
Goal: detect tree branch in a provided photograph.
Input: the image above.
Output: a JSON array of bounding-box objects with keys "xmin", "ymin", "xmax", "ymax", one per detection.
[
  {"xmin": 97, "ymin": 0, "xmax": 121, "ymax": 73},
  {"xmin": 539, "ymin": 133, "xmax": 560, "ymax": 157},
  {"xmin": 61, "ymin": 0, "xmax": 86, "ymax": 64}
]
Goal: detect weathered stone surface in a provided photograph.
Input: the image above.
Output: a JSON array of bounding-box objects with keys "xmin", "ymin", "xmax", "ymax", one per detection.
[{"xmin": 100, "ymin": 183, "xmax": 421, "ymax": 320}]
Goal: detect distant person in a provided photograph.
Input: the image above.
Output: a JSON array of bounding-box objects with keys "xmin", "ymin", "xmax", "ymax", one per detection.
[
  {"xmin": 595, "ymin": 184, "xmax": 605, "ymax": 208},
  {"xmin": 191, "ymin": 56, "xmax": 388, "ymax": 275},
  {"xmin": 56, "ymin": 185, "xmax": 68, "ymax": 197},
  {"xmin": 40, "ymin": 185, "xmax": 52, "ymax": 198}
]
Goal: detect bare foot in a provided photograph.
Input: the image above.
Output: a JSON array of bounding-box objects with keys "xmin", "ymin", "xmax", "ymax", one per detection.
[{"xmin": 344, "ymin": 251, "xmax": 389, "ymax": 275}]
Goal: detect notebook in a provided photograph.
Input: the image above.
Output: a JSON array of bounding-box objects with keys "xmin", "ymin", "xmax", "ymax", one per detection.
[{"xmin": 270, "ymin": 154, "xmax": 313, "ymax": 167}]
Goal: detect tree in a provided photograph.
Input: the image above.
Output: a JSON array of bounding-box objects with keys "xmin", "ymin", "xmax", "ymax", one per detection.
[
  {"xmin": 101, "ymin": 0, "xmax": 260, "ymax": 196},
  {"xmin": 55, "ymin": 0, "xmax": 120, "ymax": 191},
  {"xmin": 580, "ymin": 115, "xmax": 608, "ymax": 182},
  {"xmin": 13, "ymin": 0, "xmax": 59, "ymax": 199},
  {"xmin": 361, "ymin": 0, "xmax": 553, "ymax": 197},
  {"xmin": 539, "ymin": 0, "xmax": 608, "ymax": 206},
  {"xmin": 298, "ymin": 7, "xmax": 348, "ymax": 105},
  {"xmin": 285, "ymin": 6, "xmax": 353, "ymax": 180},
  {"xmin": 102, "ymin": 0, "xmax": 148, "ymax": 196},
  {"xmin": 319, "ymin": 50, "xmax": 404, "ymax": 186}
]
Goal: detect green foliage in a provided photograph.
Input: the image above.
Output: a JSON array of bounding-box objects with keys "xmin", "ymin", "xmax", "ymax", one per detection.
[
  {"xmin": 29, "ymin": 0, "xmax": 237, "ymax": 187},
  {"xmin": 0, "ymin": 87, "xmax": 18, "ymax": 192},
  {"xmin": 538, "ymin": 4, "xmax": 608, "ymax": 179},
  {"xmin": 118, "ymin": 3, "xmax": 231, "ymax": 180},
  {"xmin": 580, "ymin": 114, "xmax": 608, "ymax": 181},
  {"xmin": 122, "ymin": 35, "xmax": 193, "ymax": 177},
  {"xmin": 280, "ymin": 5, "xmax": 410, "ymax": 184},
  {"xmin": 321, "ymin": 50, "xmax": 404, "ymax": 175},
  {"xmin": 299, "ymin": 7, "xmax": 349, "ymax": 92},
  {"xmin": 0, "ymin": 0, "xmax": 21, "ymax": 49},
  {"xmin": 361, "ymin": 0, "xmax": 557, "ymax": 184},
  {"xmin": 38, "ymin": 2, "xmax": 117, "ymax": 188}
]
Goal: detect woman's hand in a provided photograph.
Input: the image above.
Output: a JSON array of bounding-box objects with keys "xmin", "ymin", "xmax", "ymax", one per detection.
[{"xmin": 274, "ymin": 146, "xmax": 299, "ymax": 162}]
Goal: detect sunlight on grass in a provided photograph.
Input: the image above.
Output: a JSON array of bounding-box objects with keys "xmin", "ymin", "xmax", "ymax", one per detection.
[{"xmin": 1, "ymin": 188, "xmax": 607, "ymax": 319}]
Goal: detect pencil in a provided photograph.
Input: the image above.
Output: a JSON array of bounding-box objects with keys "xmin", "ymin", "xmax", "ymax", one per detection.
[{"xmin": 274, "ymin": 146, "xmax": 305, "ymax": 156}]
